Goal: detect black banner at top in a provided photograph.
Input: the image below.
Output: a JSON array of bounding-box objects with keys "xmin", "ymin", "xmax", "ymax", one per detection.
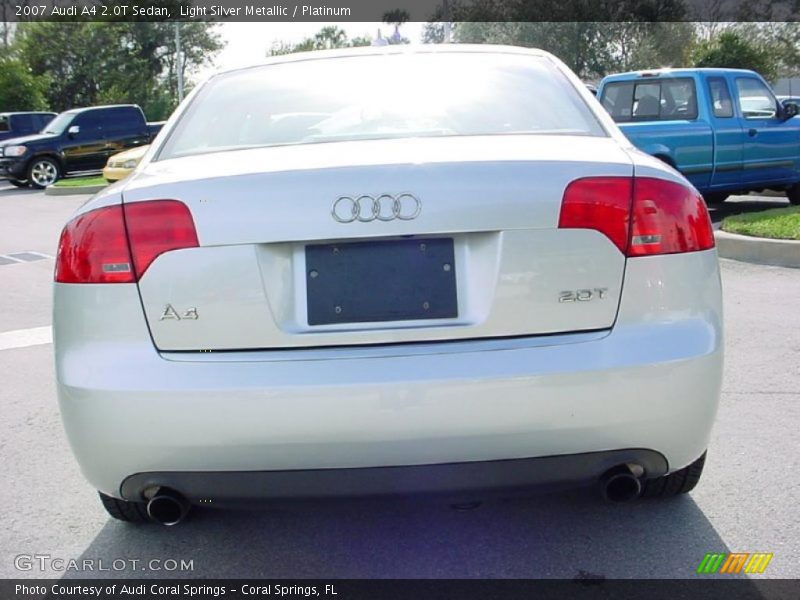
[{"xmin": 3, "ymin": 0, "xmax": 800, "ymax": 22}]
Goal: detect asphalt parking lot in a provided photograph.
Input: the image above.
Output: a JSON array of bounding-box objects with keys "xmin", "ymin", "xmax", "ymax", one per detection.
[{"xmin": 0, "ymin": 182, "xmax": 798, "ymax": 580}]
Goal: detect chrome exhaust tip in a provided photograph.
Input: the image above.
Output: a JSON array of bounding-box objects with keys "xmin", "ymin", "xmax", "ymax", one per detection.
[
  {"xmin": 146, "ymin": 488, "xmax": 190, "ymax": 526},
  {"xmin": 599, "ymin": 465, "xmax": 642, "ymax": 503}
]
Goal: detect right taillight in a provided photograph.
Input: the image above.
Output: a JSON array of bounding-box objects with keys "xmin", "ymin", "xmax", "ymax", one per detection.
[
  {"xmin": 559, "ymin": 176, "xmax": 714, "ymax": 257},
  {"xmin": 55, "ymin": 200, "xmax": 198, "ymax": 284}
]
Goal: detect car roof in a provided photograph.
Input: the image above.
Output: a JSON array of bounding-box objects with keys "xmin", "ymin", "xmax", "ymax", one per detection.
[
  {"xmin": 0, "ymin": 111, "xmax": 57, "ymax": 117},
  {"xmin": 211, "ymin": 44, "xmax": 553, "ymax": 78},
  {"xmin": 60, "ymin": 104, "xmax": 140, "ymax": 115},
  {"xmin": 601, "ymin": 67, "xmax": 759, "ymax": 83}
]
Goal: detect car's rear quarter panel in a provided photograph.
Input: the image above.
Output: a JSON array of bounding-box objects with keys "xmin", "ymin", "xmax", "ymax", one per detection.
[{"xmin": 127, "ymin": 136, "xmax": 633, "ymax": 350}]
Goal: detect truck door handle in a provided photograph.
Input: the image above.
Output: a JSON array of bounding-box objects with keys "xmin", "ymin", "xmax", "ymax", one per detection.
[{"xmin": 748, "ymin": 128, "xmax": 758, "ymax": 137}]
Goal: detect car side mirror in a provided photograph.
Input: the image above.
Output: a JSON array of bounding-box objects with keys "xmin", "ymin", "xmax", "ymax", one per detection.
[
  {"xmin": 781, "ymin": 101, "xmax": 798, "ymax": 120},
  {"xmin": 67, "ymin": 125, "xmax": 80, "ymax": 137}
]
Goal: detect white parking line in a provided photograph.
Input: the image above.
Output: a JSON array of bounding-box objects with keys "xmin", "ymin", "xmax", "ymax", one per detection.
[{"xmin": 0, "ymin": 326, "xmax": 53, "ymax": 351}]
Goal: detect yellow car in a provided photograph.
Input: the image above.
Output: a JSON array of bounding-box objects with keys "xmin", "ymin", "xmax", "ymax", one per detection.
[{"xmin": 103, "ymin": 145, "xmax": 149, "ymax": 182}]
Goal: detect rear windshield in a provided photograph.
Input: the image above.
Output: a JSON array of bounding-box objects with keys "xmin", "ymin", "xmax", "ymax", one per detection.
[
  {"xmin": 601, "ymin": 77, "xmax": 698, "ymax": 122},
  {"xmin": 159, "ymin": 52, "xmax": 606, "ymax": 159}
]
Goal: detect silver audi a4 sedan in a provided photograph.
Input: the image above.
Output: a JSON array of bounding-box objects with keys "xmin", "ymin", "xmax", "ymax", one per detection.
[{"xmin": 53, "ymin": 45, "xmax": 722, "ymax": 525}]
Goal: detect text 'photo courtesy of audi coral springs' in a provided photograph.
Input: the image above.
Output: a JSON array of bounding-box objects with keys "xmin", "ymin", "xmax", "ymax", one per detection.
[{"xmin": 53, "ymin": 45, "xmax": 722, "ymax": 526}]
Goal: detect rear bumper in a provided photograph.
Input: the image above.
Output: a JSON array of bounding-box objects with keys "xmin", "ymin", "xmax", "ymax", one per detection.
[
  {"xmin": 54, "ymin": 250, "xmax": 723, "ymax": 500},
  {"xmin": 120, "ymin": 450, "xmax": 668, "ymax": 503}
]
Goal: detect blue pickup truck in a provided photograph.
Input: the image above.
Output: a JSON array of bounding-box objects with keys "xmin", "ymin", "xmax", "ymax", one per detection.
[{"xmin": 597, "ymin": 68, "xmax": 800, "ymax": 204}]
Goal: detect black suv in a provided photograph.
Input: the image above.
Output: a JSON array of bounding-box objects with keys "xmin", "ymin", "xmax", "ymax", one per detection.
[
  {"xmin": 0, "ymin": 104, "xmax": 157, "ymax": 188},
  {"xmin": 0, "ymin": 112, "xmax": 57, "ymax": 143}
]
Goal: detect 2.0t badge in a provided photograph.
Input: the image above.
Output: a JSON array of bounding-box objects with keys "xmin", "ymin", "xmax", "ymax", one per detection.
[{"xmin": 559, "ymin": 288, "xmax": 608, "ymax": 303}]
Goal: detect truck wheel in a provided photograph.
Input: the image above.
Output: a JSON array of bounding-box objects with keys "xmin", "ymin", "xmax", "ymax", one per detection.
[
  {"xmin": 787, "ymin": 186, "xmax": 800, "ymax": 205},
  {"xmin": 641, "ymin": 451, "xmax": 706, "ymax": 498},
  {"xmin": 27, "ymin": 157, "xmax": 61, "ymax": 189},
  {"xmin": 98, "ymin": 492, "xmax": 152, "ymax": 523},
  {"xmin": 703, "ymin": 193, "xmax": 728, "ymax": 205},
  {"xmin": 8, "ymin": 179, "xmax": 29, "ymax": 188}
]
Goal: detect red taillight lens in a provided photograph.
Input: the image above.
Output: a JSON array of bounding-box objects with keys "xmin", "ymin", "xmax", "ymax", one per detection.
[
  {"xmin": 559, "ymin": 176, "xmax": 714, "ymax": 257},
  {"xmin": 629, "ymin": 177, "xmax": 715, "ymax": 256},
  {"xmin": 55, "ymin": 200, "xmax": 198, "ymax": 284},
  {"xmin": 559, "ymin": 177, "xmax": 633, "ymax": 254},
  {"xmin": 123, "ymin": 200, "xmax": 199, "ymax": 277},
  {"xmin": 55, "ymin": 205, "xmax": 135, "ymax": 283}
]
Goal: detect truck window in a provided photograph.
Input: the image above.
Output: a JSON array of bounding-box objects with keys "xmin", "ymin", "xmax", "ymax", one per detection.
[
  {"xmin": 73, "ymin": 111, "xmax": 104, "ymax": 135},
  {"xmin": 708, "ymin": 77, "xmax": 733, "ymax": 118},
  {"xmin": 601, "ymin": 83, "xmax": 634, "ymax": 121},
  {"xmin": 34, "ymin": 114, "xmax": 53, "ymax": 131},
  {"xmin": 11, "ymin": 114, "xmax": 34, "ymax": 131},
  {"xmin": 736, "ymin": 78, "xmax": 778, "ymax": 119},
  {"xmin": 0, "ymin": 116, "xmax": 8, "ymax": 132},
  {"xmin": 634, "ymin": 83, "xmax": 661, "ymax": 118},
  {"xmin": 102, "ymin": 107, "xmax": 142, "ymax": 136},
  {"xmin": 601, "ymin": 78, "xmax": 697, "ymax": 122}
]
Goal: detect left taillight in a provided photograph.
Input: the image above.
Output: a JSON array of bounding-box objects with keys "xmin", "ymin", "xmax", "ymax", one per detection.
[{"xmin": 55, "ymin": 200, "xmax": 198, "ymax": 284}]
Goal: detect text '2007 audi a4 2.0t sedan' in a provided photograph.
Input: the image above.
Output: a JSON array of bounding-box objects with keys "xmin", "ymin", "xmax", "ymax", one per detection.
[{"xmin": 53, "ymin": 45, "xmax": 722, "ymax": 526}]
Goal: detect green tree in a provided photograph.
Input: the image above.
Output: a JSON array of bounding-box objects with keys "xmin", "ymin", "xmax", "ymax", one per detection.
[
  {"xmin": 455, "ymin": 22, "xmax": 615, "ymax": 79},
  {"xmin": 692, "ymin": 30, "xmax": 778, "ymax": 82},
  {"xmin": 15, "ymin": 24, "xmax": 114, "ymax": 110},
  {"xmin": 0, "ymin": 58, "xmax": 48, "ymax": 110},
  {"xmin": 269, "ymin": 26, "xmax": 371, "ymax": 56},
  {"xmin": 15, "ymin": 21, "xmax": 223, "ymax": 119},
  {"xmin": 730, "ymin": 23, "xmax": 800, "ymax": 79},
  {"xmin": 453, "ymin": 21, "xmax": 696, "ymax": 80},
  {"xmin": 605, "ymin": 22, "xmax": 697, "ymax": 72},
  {"xmin": 312, "ymin": 26, "xmax": 348, "ymax": 50},
  {"xmin": 434, "ymin": 0, "xmax": 689, "ymax": 78},
  {"xmin": 422, "ymin": 22, "xmax": 446, "ymax": 44},
  {"xmin": 0, "ymin": 0, "xmax": 26, "ymax": 50}
]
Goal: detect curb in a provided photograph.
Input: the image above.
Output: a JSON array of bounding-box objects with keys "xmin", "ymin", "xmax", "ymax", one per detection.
[
  {"xmin": 715, "ymin": 229, "xmax": 800, "ymax": 268},
  {"xmin": 45, "ymin": 184, "xmax": 107, "ymax": 196}
]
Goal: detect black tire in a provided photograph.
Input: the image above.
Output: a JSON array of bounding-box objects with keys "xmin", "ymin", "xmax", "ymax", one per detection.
[
  {"xmin": 7, "ymin": 179, "xmax": 29, "ymax": 188},
  {"xmin": 787, "ymin": 185, "xmax": 800, "ymax": 205},
  {"xmin": 704, "ymin": 193, "xmax": 729, "ymax": 205},
  {"xmin": 641, "ymin": 451, "xmax": 706, "ymax": 498},
  {"xmin": 99, "ymin": 492, "xmax": 151, "ymax": 523},
  {"xmin": 26, "ymin": 157, "xmax": 61, "ymax": 189}
]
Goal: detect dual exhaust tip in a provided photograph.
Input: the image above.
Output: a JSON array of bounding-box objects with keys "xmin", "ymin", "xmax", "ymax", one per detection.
[
  {"xmin": 143, "ymin": 465, "xmax": 643, "ymax": 525},
  {"xmin": 599, "ymin": 464, "xmax": 643, "ymax": 503},
  {"xmin": 146, "ymin": 488, "xmax": 190, "ymax": 526}
]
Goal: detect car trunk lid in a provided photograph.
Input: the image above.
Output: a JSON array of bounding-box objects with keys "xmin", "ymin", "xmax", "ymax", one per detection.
[{"xmin": 125, "ymin": 135, "xmax": 633, "ymax": 351}]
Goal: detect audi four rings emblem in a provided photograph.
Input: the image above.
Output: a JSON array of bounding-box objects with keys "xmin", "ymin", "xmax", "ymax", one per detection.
[{"xmin": 332, "ymin": 194, "xmax": 422, "ymax": 223}]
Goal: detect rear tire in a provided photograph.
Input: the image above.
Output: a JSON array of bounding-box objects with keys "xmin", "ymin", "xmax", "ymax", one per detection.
[
  {"xmin": 8, "ymin": 179, "xmax": 29, "ymax": 188},
  {"xmin": 99, "ymin": 492, "xmax": 151, "ymax": 523},
  {"xmin": 787, "ymin": 185, "xmax": 800, "ymax": 205},
  {"xmin": 641, "ymin": 451, "xmax": 706, "ymax": 498}
]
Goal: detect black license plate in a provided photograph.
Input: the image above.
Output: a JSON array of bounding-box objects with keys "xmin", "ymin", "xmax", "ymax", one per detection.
[{"xmin": 306, "ymin": 238, "xmax": 458, "ymax": 325}]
